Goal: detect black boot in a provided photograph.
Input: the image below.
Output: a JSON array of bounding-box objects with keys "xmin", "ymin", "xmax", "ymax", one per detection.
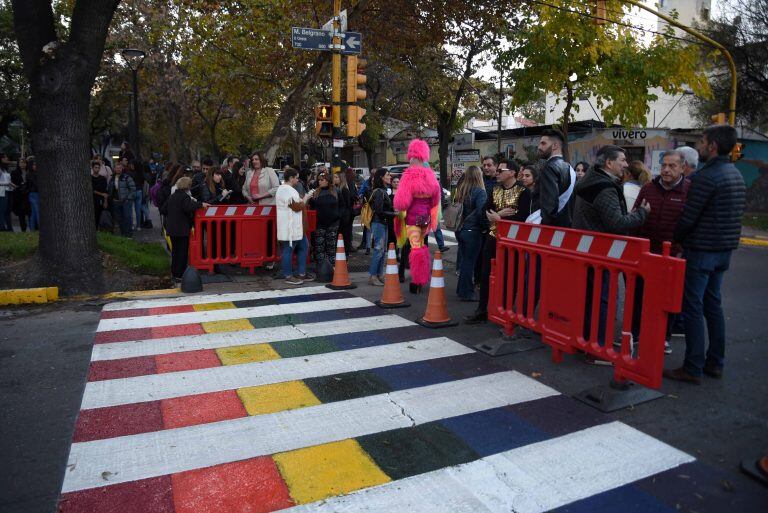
[
  {"xmin": 463, "ymin": 311, "xmax": 487, "ymax": 324},
  {"xmin": 409, "ymin": 283, "xmax": 422, "ymax": 294}
]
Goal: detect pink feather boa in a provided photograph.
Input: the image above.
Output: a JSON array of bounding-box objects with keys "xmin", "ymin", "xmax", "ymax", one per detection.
[
  {"xmin": 409, "ymin": 246, "xmax": 431, "ymax": 285},
  {"xmin": 392, "ymin": 165, "xmax": 441, "ymax": 212}
]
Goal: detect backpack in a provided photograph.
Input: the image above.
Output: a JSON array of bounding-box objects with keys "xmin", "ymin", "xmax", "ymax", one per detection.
[
  {"xmin": 443, "ymin": 201, "xmax": 464, "ymax": 232},
  {"xmin": 360, "ymin": 191, "xmax": 375, "ymax": 229}
]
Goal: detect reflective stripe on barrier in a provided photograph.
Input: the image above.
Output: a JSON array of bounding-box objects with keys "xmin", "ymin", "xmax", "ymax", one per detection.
[
  {"xmin": 189, "ymin": 207, "xmax": 316, "ymax": 274},
  {"xmin": 488, "ymin": 220, "xmax": 685, "ymax": 390}
]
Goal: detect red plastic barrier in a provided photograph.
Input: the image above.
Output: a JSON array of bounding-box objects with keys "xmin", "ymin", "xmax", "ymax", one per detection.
[
  {"xmin": 189, "ymin": 205, "xmax": 316, "ymax": 274},
  {"xmin": 488, "ymin": 220, "xmax": 685, "ymax": 390}
]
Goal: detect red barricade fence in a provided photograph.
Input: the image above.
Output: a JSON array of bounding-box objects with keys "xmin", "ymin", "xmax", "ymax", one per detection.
[
  {"xmin": 189, "ymin": 205, "xmax": 316, "ymax": 274},
  {"xmin": 488, "ymin": 220, "xmax": 686, "ymax": 390}
]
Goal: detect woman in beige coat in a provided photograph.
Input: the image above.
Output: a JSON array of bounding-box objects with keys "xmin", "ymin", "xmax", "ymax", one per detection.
[{"xmin": 243, "ymin": 151, "xmax": 280, "ymax": 205}]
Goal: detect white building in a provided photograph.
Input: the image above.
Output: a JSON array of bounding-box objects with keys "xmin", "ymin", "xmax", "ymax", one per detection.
[{"xmin": 544, "ymin": 0, "xmax": 711, "ymax": 129}]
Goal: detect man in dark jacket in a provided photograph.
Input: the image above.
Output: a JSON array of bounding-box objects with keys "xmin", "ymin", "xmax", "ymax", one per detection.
[
  {"xmin": 665, "ymin": 125, "xmax": 746, "ymax": 384},
  {"xmin": 572, "ymin": 145, "xmax": 650, "ymax": 356},
  {"xmin": 537, "ymin": 129, "xmax": 573, "ymax": 227},
  {"xmin": 165, "ymin": 177, "xmax": 210, "ymax": 280}
]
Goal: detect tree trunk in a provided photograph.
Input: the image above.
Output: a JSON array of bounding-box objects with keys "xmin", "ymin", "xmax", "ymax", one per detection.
[{"xmin": 12, "ymin": 0, "xmax": 120, "ymax": 294}]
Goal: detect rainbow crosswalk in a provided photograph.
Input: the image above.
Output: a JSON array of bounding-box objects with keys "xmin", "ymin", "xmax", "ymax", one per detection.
[{"xmin": 58, "ymin": 286, "xmax": 731, "ymax": 513}]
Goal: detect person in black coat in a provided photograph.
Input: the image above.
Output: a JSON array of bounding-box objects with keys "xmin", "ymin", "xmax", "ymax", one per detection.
[
  {"xmin": 163, "ymin": 176, "xmax": 210, "ymax": 280},
  {"xmin": 536, "ymin": 129, "xmax": 573, "ymax": 227}
]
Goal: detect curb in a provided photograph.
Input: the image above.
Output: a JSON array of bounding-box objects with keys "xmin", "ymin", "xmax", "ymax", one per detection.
[
  {"xmin": 741, "ymin": 237, "xmax": 768, "ymax": 248},
  {"xmin": 0, "ymin": 287, "xmax": 59, "ymax": 306},
  {"xmin": 67, "ymin": 287, "xmax": 182, "ymax": 302}
]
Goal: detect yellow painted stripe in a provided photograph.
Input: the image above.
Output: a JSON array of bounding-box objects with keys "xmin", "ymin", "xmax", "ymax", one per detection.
[
  {"xmin": 102, "ymin": 288, "xmax": 180, "ymax": 300},
  {"xmin": 741, "ymin": 237, "xmax": 768, "ymax": 247},
  {"xmin": 237, "ymin": 381, "xmax": 321, "ymax": 416},
  {"xmin": 201, "ymin": 318, "xmax": 254, "ymax": 334},
  {"xmin": 193, "ymin": 301, "xmax": 236, "ymax": 311},
  {"xmin": 215, "ymin": 342, "xmax": 281, "ymax": 365},
  {"xmin": 274, "ymin": 439, "xmax": 391, "ymax": 505}
]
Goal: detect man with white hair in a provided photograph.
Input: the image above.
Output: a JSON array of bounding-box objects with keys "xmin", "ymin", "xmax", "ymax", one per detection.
[{"xmin": 676, "ymin": 145, "xmax": 699, "ymax": 178}]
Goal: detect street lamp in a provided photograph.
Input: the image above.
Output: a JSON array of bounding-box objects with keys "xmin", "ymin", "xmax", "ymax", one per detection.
[{"xmin": 121, "ymin": 48, "xmax": 146, "ymax": 160}]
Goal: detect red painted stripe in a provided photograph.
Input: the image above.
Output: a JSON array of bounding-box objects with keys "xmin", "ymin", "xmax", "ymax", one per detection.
[
  {"xmin": 88, "ymin": 356, "xmax": 157, "ymax": 382},
  {"xmin": 72, "ymin": 401, "xmax": 164, "ymax": 443},
  {"xmin": 151, "ymin": 324, "xmax": 206, "ymax": 339},
  {"xmin": 155, "ymin": 349, "xmax": 221, "ymax": 374},
  {"xmin": 100, "ymin": 304, "xmax": 195, "ymax": 319},
  {"xmin": 148, "ymin": 305, "xmax": 197, "ymax": 316},
  {"xmin": 94, "ymin": 328, "xmax": 153, "ymax": 344},
  {"xmin": 58, "ymin": 475, "xmax": 174, "ymax": 513},
  {"xmin": 171, "ymin": 457, "xmax": 294, "ymax": 513},
  {"xmin": 161, "ymin": 390, "xmax": 247, "ymax": 430}
]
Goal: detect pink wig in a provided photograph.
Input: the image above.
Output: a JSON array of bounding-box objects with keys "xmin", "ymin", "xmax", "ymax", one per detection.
[{"xmin": 407, "ymin": 139, "xmax": 430, "ymax": 162}]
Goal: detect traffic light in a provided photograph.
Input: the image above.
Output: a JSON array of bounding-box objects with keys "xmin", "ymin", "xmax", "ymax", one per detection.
[
  {"xmin": 711, "ymin": 112, "xmax": 726, "ymax": 124},
  {"xmin": 346, "ymin": 56, "xmax": 367, "ymax": 137},
  {"xmin": 315, "ymin": 104, "xmax": 332, "ymax": 138},
  {"xmin": 731, "ymin": 142, "xmax": 744, "ymax": 161},
  {"xmin": 594, "ymin": 0, "xmax": 607, "ymax": 25}
]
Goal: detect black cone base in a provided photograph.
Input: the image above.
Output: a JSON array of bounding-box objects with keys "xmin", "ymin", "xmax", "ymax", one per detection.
[
  {"xmin": 474, "ymin": 333, "xmax": 543, "ymax": 356},
  {"xmin": 573, "ymin": 381, "xmax": 665, "ymax": 412},
  {"xmin": 326, "ymin": 283, "xmax": 357, "ymax": 290},
  {"xmin": 416, "ymin": 317, "xmax": 458, "ymax": 329},
  {"xmin": 375, "ymin": 299, "xmax": 411, "ymax": 309},
  {"xmin": 740, "ymin": 458, "xmax": 768, "ymax": 486},
  {"xmin": 181, "ymin": 266, "xmax": 203, "ymax": 293}
]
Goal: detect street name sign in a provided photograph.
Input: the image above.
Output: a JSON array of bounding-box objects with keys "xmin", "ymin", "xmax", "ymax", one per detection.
[{"xmin": 291, "ymin": 27, "xmax": 333, "ymax": 51}]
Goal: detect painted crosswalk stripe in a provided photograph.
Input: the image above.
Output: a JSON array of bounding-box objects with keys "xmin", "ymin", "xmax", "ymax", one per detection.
[
  {"xmin": 284, "ymin": 421, "xmax": 694, "ymax": 513},
  {"xmin": 103, "ymin": 285, "xmax": 336, "ymax": 311},
  {"xmin": 92, "ymin": 315, "xmax": 415, "ymax": 361},
  {"xmin": 81, "ymin": 337, "xmax": 474, "ymax": 410},
  {"xmin": 97, "ymin": 297, "xmax": 372, "ymax": 332},
  {"xmin": 63, "ymin": 371, "xmax": 558, "ymax": 493}
]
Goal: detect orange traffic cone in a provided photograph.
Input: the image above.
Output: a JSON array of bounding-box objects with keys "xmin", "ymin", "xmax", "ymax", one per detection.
[
  {"xmin": 375, "ymin": 243, "xmax": 410, "ymax": 309},
  {"xmin": 326, "ymin": 234, "xmax": 356, "ymax": 290},
  {"xmin": 416, "ymin": 251, "xmax": 457, "ymax": 328}
]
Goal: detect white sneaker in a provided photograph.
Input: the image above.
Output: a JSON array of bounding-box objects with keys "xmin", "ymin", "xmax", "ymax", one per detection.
[{"xmin": 664, "ymin": 340, "xmax": 672, "ymax": 354}]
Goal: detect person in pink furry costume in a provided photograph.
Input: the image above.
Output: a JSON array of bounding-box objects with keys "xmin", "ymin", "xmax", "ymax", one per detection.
[{"xmin": 393, "ymin": 139, "xmax": 441, "ymax": 292}]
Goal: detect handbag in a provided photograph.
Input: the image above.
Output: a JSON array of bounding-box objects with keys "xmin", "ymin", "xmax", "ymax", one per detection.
[
  {"xmin": 352, "ymin": 198, "xmax": 362, "ymax": 217},
  {"xmin": 443, "ymin": 201, "xmax": 464, "ymax": 231}
]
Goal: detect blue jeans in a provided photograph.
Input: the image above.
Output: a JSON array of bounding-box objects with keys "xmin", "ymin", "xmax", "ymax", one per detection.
[
  {"xmin": 281, "ymin": 236, "xmax": 308, "ymax": 278},
  {"xmin": 113, "ymin": 200, "xmax": 133, "ymax": 236},
  {"xmin": 28, "ymin": 192, "xmax": 39, "ymax": 230},
  {"xmin": 682, "ymin": 249, "xmax": 731, "ymax": 376},
  {"xmin": 434, "ymin": 227, "xmax": 446, "ymax": 250},
  {"xmin": 133, "ymin": 190, "xmax": 143, "ymax": 228},
  {"xmin": 368, "ymin": 221, "xmax": 387, "ymax": 277},
  {"xmin": 456, "ymin": 229, "xmax": 482, "ymax": 299}
]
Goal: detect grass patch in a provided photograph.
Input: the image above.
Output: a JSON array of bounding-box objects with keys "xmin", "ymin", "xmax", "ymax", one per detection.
[
  {"xmin": 743, "ymin": 213, "xmax": 768, "ymax": 232},
  {"xmin": 0, "ymin": 231, "xmax": 38, "ymax": 260},
  {"xmin": 0, "ymin": 231, "xmax": 168, "ymax": 276}
]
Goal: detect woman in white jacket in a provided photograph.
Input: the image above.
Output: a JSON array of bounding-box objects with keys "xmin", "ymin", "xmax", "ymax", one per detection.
[
  {"xmin": 276, "ymin": 168, "xmax": 313, "ymax": 284},
  {"xmin": 243, "ymin": 151, "xmax": 280, "ymax": 205}
]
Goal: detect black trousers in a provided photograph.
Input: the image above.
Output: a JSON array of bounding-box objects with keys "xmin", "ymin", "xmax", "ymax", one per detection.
[
  {"xmin": 170, "ymin": 236, "xmax": 190, "ymax": 279},
  {"xmin": 478, "ymin": 235, "xmax": 497, "ymax": 314}
]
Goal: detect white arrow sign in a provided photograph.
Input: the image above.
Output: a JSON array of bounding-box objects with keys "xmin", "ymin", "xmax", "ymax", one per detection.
[{"xmin": 342, "ymin": 32, "xmax": 362, "ymax": 55}]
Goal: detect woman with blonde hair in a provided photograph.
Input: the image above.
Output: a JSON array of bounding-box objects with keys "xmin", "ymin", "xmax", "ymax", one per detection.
[
  {"xmin": 243, "ymin": 151, "xmax": 280, "ymax": 205},
  {"xmin": 623, "ymin": 160, "xmax": 651, "ymax": 210},
  {"xmin": 454, "ymin": 165, "xmax": 487, "ymax": 301}
]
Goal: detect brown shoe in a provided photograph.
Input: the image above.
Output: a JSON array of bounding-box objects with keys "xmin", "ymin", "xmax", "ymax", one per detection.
[
  {"xmin": 703, "ymin": 365, "xmax": 723, "ymax": 379},
  {"xmin": 663, "ymin": 367, "xmax": 702, "ymax": 385}
]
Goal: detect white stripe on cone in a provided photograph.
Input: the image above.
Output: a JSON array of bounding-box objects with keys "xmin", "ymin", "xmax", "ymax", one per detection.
[
  {"xmin": 430, "ymin": 276, "xmax": 445, "ymax": 288},
  {"xmin": 336, "ymin": 253, "xmax": 347, "ymax": 261},
  {"xmin": 386, "ymin": 264, "xmax": 398, "ymax": 274},
  {"xmin": 433, "ymin": 259, "xmax": 443, "ymax": 271},
  {"xmin": 388, "ymin": 249, "xmax": 396, "ymax": 259},
  {"xmin": 337, "ymin": 239, "xmax": 345, "ymax": 248}
]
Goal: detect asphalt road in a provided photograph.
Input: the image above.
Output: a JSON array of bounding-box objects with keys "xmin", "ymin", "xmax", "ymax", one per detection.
[{"xmin": 0, "ymin": 244, "xmax": 766, "ymax": 513}]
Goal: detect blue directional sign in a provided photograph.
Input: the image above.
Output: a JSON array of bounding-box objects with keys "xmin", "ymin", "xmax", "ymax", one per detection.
[
  {"xmin": 291, "ymin": 27, "xmax": 333, "ymax": 51},
  {"xmin": 342, "ymin": 32, "xmax": 362, "ymax": 55}
]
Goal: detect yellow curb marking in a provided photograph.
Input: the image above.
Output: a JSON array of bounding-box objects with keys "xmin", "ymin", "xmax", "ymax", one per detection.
[
  {"xmin": 0, "ymin": 287, "xmax": 58, "ymax": 306},
  {"xmin": 741, "ymin": 237, "xmax": 768, "ymax": 247},
  {"xmin": 274, "ymin": 439, "xmax": 390, "ymax": 505},
  {"xmin": 237, "ymin": 381, "xmax": 321, "ymax": 416}
]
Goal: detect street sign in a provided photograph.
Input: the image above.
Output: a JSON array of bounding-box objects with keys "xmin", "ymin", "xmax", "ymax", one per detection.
[
  {"xmin": 322, "ymin": 9, "xmax": 348, "ymax": 32},
  {"xmin": 342, "ymin": 32, "xmax": 362, "ymax": 55},
  {"xmin": 291, "ymin": 27, "xmax": 333, "ymax": 51},
  {"xmin": 454, "ymin": 149, "xmax": 480, "ymax": 163}
]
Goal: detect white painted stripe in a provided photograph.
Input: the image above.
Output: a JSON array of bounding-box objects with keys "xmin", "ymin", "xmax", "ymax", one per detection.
[
  {"xmin": 432, "ymin": 259, "xmax": 443, "ymax": 270},
  {"xmin": 103, "ymin": 285, "xmax": 335, "ymax": 311},
  {"xmin": 387, "ymin": 249, "xmax": 396, "ymax": 259},
  {"xmin": 261, "ymin": 206, "xmax": 272, "ymax": 215},
  {"xmin": 335, "ymin": 253, "xmax": 346, "ymax": 261},
  {"xmin": 225, "ymin": 206, "xmax": 237, "ymax": 216},
  {"xmin": 63, "ymin": 371, "xmax": 558, "ymax": 493},
  {"xmin": 577, "ymin": 235, "xmax": 594, "ymax": 253},
  {"xmin": 81, "ymin": 337, "xmax": 474, "ymax": 410},
  {"xmin": 205, "ymin": 207, "xmax": 218, "ymax": 216},
  {"xmin": 97, "ymin": 297, "xmax": 371, "ymax": 332},
  {"xmin": 430, "ymin": 276, "xmax": 445, "ymax": 288},
  {"xmin": 608, "ymin": 239, "xmax": 627, "ymax": 259},
  {"xmin": 506, "ymin": 224, "xmax": 519, "ymax": 239},
  {"xmin": 550, "ymin": 230, "xmax": 565, "ymax": 248},
  {"xmin": 92, "ymin": 315, "xmax": 416, "ymax": 361},
  {"xmin": 443, "ymin": 229, "xmax": 456, "ymax": 238},
  {"xmin": 244, "ymin": 206, "xmax": 256, "ymax": 215},
  {"xmin": 385, "ymin": 264, "xmax": 398, "ymax": 275},
  {"xmin": 527, "ymin": 227, "xmax": 541, "ymax": 243},
  {"xmin": 285, "ymin": 422, "xmax": 694, "ymax": 513}
]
